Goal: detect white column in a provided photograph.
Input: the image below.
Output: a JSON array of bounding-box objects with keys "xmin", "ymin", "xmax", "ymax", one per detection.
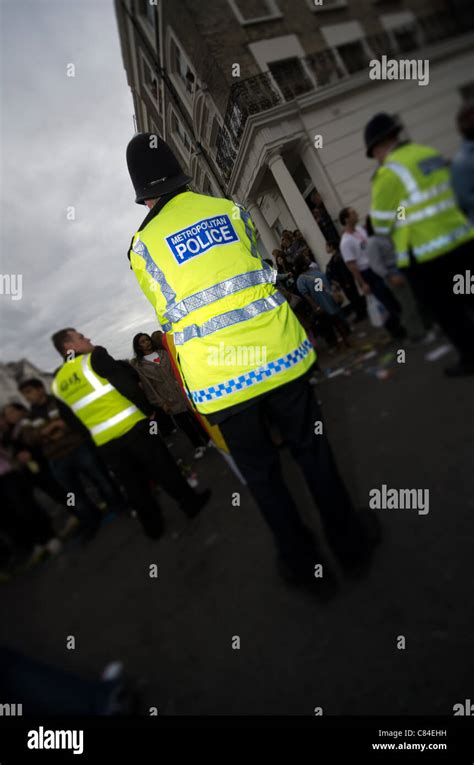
[
  {"xmin": 246, "ymin": 201, "xmax": 279, "ymax": 261},
  {"xmin": 267, "ymin": 152, "xmax": 328, "ymax": 267},
  {"xmin": 300, "ymin": 139, "xmax": 343, "ymax": 227}
]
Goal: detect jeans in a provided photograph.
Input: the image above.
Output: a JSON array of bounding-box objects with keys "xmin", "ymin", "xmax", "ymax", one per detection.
[
  {"xmin": 100, "ymin": 420, "xmax": 198, "ymax": 537},
  {"xmin": 49, "ymin": 443, "xmax": 120, "ymax": 529},
  {"xmin": 360, "ymin": 267, "xmax": 405, "ymax": 337}
]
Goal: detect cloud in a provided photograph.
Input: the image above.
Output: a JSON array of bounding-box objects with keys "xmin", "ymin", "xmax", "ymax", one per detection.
[{"xmin": 0, "ymin": 0, "xmax": 157, "ymax": 372}]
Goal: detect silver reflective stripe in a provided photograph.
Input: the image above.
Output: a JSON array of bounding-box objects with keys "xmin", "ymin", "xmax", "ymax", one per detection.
[
  {"xmin": 71, "ymin": 355, "xmax": 114, "ymax": 411},
  {"xmin": 90, "ymin": 405, "xmax": 139, "ymax": 436},
  {"xmin": 132, "ymin": 237, "xmax": 174, "ymax": 332},
  {"xmin": 164, "ymin": 269, "xmax": 276, "ymax": 323},
  {"xmin": 373, "ymin": 225, "xmax": 391, "ymax": 234},
  {"xmin": 385, "ymin": 162, "xmax": 419, "ymax": 194},
  {"xmin": 72, "ymin": 386, "xmax": 114, "ymax": 412},
  {"xmin": 395, "ymin": 197, "xmax": 456, "ymax": 228},
  {"xmin": 401, "ymin": 180, "xmax": 451, "ymax": 207},
  {"xmin": 413, "ymin": 224, "xmax": 473, "ymax": 257},
  {"xmin": 174, "ymin": 292, "xmax": 285, "ymax": 346}
]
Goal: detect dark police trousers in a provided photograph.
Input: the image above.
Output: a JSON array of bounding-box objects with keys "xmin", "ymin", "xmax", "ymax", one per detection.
[
  {"xmin": 406, "ymin": 240, "xmax": 474, "ymax": 363},
  {"xmin": 219, "ymin": 373, "xmax": 366, "ymax": 574},
  {"xmin": 100, "ymin": 420, "xmax": 197, "ymax": 537}
]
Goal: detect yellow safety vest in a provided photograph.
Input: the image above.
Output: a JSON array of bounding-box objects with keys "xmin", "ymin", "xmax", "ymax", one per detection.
[
  {"xmin": 129, "ymin": 191, "xmax": 316, "ymax": 416},
  {"xmin": 370, "ymin": 142, "xmax": 474, "ymax": 268},
  {"xmin": 52, "ymin": 354, "xmax": 146, "ymax": 446}
]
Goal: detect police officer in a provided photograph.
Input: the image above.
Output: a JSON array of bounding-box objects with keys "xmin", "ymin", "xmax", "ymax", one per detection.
[
  {"xmin": 124, "ymin": 134, "xmax": 378, "ymax": 593},
  {"xmin": 51, "ymin": 328, "xmax": 211, "ymax": 539},
  {"xmin": 365, "ymin": 113, "xmax": 474, "ymax": 376}
]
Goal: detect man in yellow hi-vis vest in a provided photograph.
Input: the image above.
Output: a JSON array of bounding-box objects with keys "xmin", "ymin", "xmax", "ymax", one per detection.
[
  {"xmin": 365, "ymin": 112, "xmax": 474, "ymax": 377},
  {"xmin": 51, "ymin": 328, "xmax": 211, "ymax": 539},
  {"xmin": 125, "ymin": 134, "xmax": 379, "ymax": 592}
]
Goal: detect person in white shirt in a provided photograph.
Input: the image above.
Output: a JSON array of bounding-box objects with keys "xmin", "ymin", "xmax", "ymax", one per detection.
[{"xmin": 339, "ymin": 207, "xmax": 406, "ymax": 339}]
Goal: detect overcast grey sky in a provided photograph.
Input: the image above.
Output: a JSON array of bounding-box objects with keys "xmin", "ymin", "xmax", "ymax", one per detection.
[{"xmin": 0, "ymin": 0, "xmax": 159, "ymax": 371}]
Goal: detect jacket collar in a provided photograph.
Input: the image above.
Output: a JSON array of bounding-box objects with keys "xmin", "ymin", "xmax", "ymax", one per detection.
[{"xmin": 127, "ymin": 187, "xmax": 189, "ymax": 263}]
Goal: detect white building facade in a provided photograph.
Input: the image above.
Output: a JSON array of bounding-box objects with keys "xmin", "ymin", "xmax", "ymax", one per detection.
[{"xmin": 115, "ymin": 0, "xmax": 474, "ymax": 267}]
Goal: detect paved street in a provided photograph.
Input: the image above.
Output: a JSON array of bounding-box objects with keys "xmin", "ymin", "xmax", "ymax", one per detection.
[{"xmin": 1, "ymin": 325, "xmax": 473, "ymax": 716}]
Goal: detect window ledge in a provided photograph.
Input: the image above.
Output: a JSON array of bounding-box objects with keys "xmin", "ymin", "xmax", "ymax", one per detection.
[{"xmin": 240, "ymin": 12, "xmax": 284, "ymax": 25}]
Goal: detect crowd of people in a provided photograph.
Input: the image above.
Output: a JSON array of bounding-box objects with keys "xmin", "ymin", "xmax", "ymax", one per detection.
[
  {"xmin": 268, "ymin": 212, "xmax": 431, "ymax": 353},
  {"xmin": 0, "ymin": 205, "xmax": 442, "ymax": 578},
  {"xmin": 1, "ymin": 104, "xmax": 473, "ymax": 596},
  {"xmin": 0, "ymin": 331, "xmax": 212, "ymax": 574}
]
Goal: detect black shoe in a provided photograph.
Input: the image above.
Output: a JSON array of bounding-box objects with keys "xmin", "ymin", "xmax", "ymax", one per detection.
[
  {"xmin": 335, "ymin": 509, "xmax": 382, "ymax": 579},
  {"xmin": 183, "ymin": 488, "xmax": 212, "ymax": 519},
  {"xmin": 444, "ymin": 360, "xmax": 474, "ymax": 377},
  {"xmin": 277, "ymin": 556, "xmax": 339, "ymax": 600}
]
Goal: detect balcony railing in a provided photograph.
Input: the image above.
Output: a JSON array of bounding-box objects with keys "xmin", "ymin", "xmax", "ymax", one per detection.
[
  {"xmin": 222, "ymin": 71, "xmax": 281, "ymax": 143},
  {"xmin": 215, "ymin": 9, "xmax": 473, "ymax": 183}
]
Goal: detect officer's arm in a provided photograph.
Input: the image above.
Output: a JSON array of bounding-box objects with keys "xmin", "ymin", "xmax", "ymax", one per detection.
[
  {"xmin": 370, "ymin": 167, "xmax": 406, "ymax": 236},
  {"xmin": 129, "ymin": 247, "xmax": 170, "ymax": 329},
  {"xmin": 91, "ymin": 347, "xmax": 154, "ymax": 417},
  {"xmin": 237, "ymin": 204, "xmax": 274, "ymax": 272}
]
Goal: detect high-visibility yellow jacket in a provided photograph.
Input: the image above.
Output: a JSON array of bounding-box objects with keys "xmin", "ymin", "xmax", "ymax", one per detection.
[
  {"xmin": 129, "ymin": 191, "xmax": 315, "ymax": 416},
  {"xmin": 370, "ymin": 142, "xmax": 474, "ymax": 268},
  {"xmin": 52, "ymin": 354, "xmax": 146, "ymax": 446}
]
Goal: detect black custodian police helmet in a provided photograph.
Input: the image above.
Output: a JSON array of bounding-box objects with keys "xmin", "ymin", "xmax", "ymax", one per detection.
[
  {"xmin": 126, "ymin": 133, "xmax": 192, "ymax": 204},
  {"xmin": 364, "ymin": 113, "xmax": 402, "ymax": 158}
]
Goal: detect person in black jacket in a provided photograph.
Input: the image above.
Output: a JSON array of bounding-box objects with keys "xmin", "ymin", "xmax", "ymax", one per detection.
[{"xmin": 50, "ymin": 329, "xmax": 211, "ymax": 539}]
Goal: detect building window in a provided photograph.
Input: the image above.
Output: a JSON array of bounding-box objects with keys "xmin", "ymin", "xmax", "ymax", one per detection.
[
  {"xmin": 203, "ymin": 175, "xmax": 213, "ymax": 194},
  {"xmin": 170, "ymin": 110, "xmax": 192, "ymax": 156},
  {"xmin": 307, "ymin": 49, "xmax": 345, "ymax": 86},
  {"xmin": 228, "ymin": 0, "xmax": 282, "ymax": 25},
  {"xmin": 170, "ymin": 36, "xmax": 195, "ymax": 95},
  {"xmin": 209, "ymin": 116, "xmax": 220, "ymax": 150},
  {"xmin": 268, "ymin": 58, "xmax": 313, "ymax": 100},
  {"xmin": 380, "ymin": 11, "xmax": 420, "ymax": 53},
  {"xmin": 336, "ymin": 40, "xmax": 368, "ymax": 74},
  {"xmin": 137, "ymin": 0, "xmax": 156, "ymax": 29},
  {"xmin": 393, "ymin": 24, "xmax": 418, "ymax": 53},
  {"xmin": 141, "ymin": 55, "xmax": 163, "ymax": 113},
  {"xmin": 366, "ymin": 30, "xmax": 396, "ymax": 58},
  {"xmin": 200, "ymin": 102, "xmax": 210, "ymax": 143}
]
